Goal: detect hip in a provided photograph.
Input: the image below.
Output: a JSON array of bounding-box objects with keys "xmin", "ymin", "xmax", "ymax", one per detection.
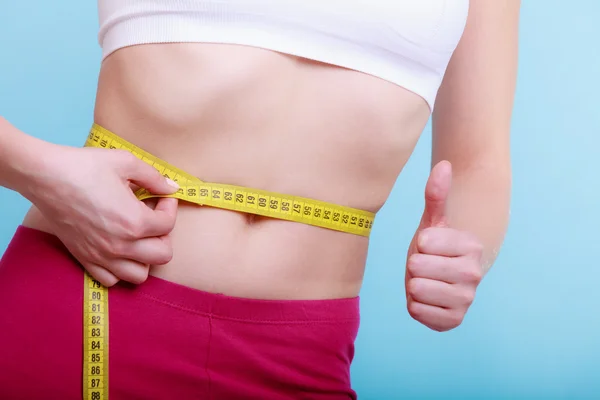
[
  {"xmin": 23, "ymin": 191, "xmax": 370, "ymax": 300},
  {"xmin": 0, "ymin": 225, "xmax": 359, "ymax": 399}
]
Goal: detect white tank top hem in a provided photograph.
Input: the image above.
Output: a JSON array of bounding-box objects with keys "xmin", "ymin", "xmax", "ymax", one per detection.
[{"xmin": 98, "ymin": 1, "xmax": 470, "ymax": 111}]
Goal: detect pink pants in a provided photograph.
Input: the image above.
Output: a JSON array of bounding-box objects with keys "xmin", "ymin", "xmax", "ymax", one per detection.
[{"xmin": 0, "ymin": 226, "xmax": 359, "ymax": 399}]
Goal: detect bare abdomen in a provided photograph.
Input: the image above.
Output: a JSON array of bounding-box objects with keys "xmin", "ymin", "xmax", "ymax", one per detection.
[{"xmin": 24, "ymin": 42, "xmax": 431, "ymax": 299}]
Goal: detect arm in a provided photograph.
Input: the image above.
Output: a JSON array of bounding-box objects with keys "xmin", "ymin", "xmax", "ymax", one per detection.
[
  {"xmin": 0, "ymin": 117, "xmax": 49, "ymax": 197},
  {"xmin": 0, "ymin": 116, "xmax": 179, "ymax": 286},
  {"xmin": 431, "ymin": 0, "xmax": 520, "ymax": 274},
  {"xmin": 405, "ymin": 0, "xmax": 520, "ymax": 331}
]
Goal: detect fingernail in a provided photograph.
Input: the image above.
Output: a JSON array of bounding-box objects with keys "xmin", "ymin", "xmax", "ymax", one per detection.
[{"xmin": 166, "ymin": 178, "xmax": 179, "ymax": 189}]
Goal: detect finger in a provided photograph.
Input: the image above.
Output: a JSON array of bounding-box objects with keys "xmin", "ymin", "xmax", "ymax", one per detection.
[
  {"xmin": 105, "ymin": 258, "xmax": 150, "ymax": 285},
  {"xmin": 407, "ymin": 277, "xmax": 472, "ymax": 308},
  {"xmin": 139, "ymin": 197, "xmax": 179, "ymax": 237},
  {"xmin": 124, "ymin": 235, "xmax": 173, "ymax": 266},
  {"xmin": 417, "ymin": 227, "xmax": 480, "ymax": 257},
  {"xmin": 118, "ymin": 152, "xmax": 180, "ymax": 195},
  {"xmin": 128, "ymin": 182, "xmax": 141, "ymax": 192},
  {"xmin": 407, "ymin": 253, "xmax": 468, "ymax": 283},
  {"xmin": 423, "ymin": 160, "xmax": 452, "ymax": 228},
  {"xmin": 83, "ymin": 262, "xmax": 120, "ymax": 287},
  {"xmin": 407, "ymin": 300, "xmax": 464, "ymax": 332}
]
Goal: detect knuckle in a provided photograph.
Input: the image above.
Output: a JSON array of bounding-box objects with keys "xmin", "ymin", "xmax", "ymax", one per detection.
[
  {"xmin": 153, "ymin": 247, "xmax": 173, "ymax": 265},
  {"xmin": 417, "ymin": 228, "xmax": 432, "ymax": 244},
  {"xmin": 108, "ymin": 239, "xmax": 133, "ymax": 259},
  {"xmin": 461, "ymin": 264, "xmax": 483, "ymax": 283},
  {"xmin": 83, "ymin": 264, "xmax": 119, "ymax": 288},
  {"xmin": 426, "ymin": 227, "xmax": 442, "ymax": 237},
  {"xmin": 130, "ymin": 273, "xmax": 149, "ymax": 285},
  {"xmin": 126, "ymin": 267, "xmax": 149, "ymax": 285},
  {"xmin": 108, "ymin": 240, "xmax": 126, "ymax": 257},
  {"xmin": 471, "ymin": 267, "xmax": 484, "ymax": 283},
  {"xmin": 137, "ymin": 158, "xmax": 160, "ymax": 177},
  {"xmin": 122, "ymin": 214, "xmax": 144, "ymax": 240},
  {"xmin": 100, "ymin": 233, "xmax": 119, "ymax": 253},
  {"xmin": 423, "ymin": 227, "xmax": 437, "ymax": 235},
  {"xmin": 128, "ymin": 224, "xmax": 143, "ymax": 240},
  {"xmin": 101, "ymin": 275, "xmax": 119, "ymax": 287},
  {"xmin": 82, "ymin": 244, "xmax": 103, "ymax": 263},
  {"xmin": 406, "ymin": 254, "xmax": 423, "ymax": 275},
  {"xmin": 407, "ymin": 301, "xmax": 422, "ymax": 321},
  {"xmin": 115, "ymin": 149, "xmax": 138, "ymax": 165},
  {"xmin": 459, "ymin": 288, "xmax": 476, "ymax": 306},
  {"xmin": 92, "ymin": 245, "xmax": 116, "ymax": 264},
  {"xmin": 447, "ymin": 312, "xmax": 465, "ymax": 329},
  {"xmin": 407, "ymin": 279, "xmax": 422, "ymax": 299},
  {"xmin": 107, "ymin": 150, "xmax": 133, "ymax": 170}
]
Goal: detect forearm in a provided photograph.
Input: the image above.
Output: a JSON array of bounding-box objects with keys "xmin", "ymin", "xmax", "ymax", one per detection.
[
  {"xmin": 444, "ymin": 164, "xmax": 511, "ymax": 274},
  {"xmin": 0, "ymin": 117, "xmax": 49, "ymax": 197}
]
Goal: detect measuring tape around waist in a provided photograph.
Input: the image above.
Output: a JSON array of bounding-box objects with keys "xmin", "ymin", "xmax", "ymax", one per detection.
[
  {"xmin": 81, "ymin": 123, "xmax": 376, "ymax": 399},
  {"xmin": 85, "ymin": 123, "xmax": 376, "ymax": 236}
]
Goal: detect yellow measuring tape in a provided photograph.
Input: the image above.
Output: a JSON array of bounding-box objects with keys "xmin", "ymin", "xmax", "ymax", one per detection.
[
  {"xmin": 81, "ymin": 123, "xmax": 376, "ymax": 399},
  {"xmin": 86, "ymin": 124, "xmax": 375, "ymax": 236},
  {"xmin": 83, "ymin": 275, "xmax": 109, "ymax": 400}
]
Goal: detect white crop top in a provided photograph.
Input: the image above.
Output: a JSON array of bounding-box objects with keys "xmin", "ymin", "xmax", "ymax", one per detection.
[{"xmin": 98, "ymin": 0, "xmax": 469, "ymax": 109}]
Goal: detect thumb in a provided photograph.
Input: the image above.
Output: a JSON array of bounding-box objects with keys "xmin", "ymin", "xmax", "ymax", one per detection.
[
  {"xmin": 124, "ymin": 156, "xmax": 180, "ymax": 195},
  {"xmin": 423, "ymin": 160, "xmax": 452, "ymax": 227}
]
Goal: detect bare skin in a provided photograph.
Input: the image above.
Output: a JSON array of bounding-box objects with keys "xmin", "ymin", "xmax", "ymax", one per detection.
[
  {"xmin": 13, "ymin": 0, "xmax": 519, "ymax": 330},
  {"xmin": 23, "ymin": 43, "xmax": 431, "ymax": 300}
]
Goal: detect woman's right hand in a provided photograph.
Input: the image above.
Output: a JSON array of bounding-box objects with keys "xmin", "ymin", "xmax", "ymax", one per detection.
[{"xmin": 21, "ymin": 142, "xmax": 180, "ymax": 287}]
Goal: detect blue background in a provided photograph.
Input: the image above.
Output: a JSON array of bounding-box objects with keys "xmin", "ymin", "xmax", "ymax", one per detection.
[{"xmin": 1, "ymin": 2, "xmax": 599, "ymax": 399}]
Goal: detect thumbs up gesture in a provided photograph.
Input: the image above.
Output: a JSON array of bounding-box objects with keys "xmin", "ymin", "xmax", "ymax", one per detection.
[{"xmin": 405, "ymin": 161, "xmax": 484, "ymax": 332}]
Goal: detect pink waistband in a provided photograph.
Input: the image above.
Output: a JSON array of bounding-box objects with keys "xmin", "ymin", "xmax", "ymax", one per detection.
[{"xmin": 11, "ymin": 225, "xmax": 360, "ymax": 323}]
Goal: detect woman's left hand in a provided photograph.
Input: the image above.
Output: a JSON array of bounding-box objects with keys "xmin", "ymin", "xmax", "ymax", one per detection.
[{"xmin": 405, "ymin": 161, "xmax": 484, "ymax": 332}]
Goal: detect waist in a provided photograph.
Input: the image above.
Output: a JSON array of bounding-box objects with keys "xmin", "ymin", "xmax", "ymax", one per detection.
[{"xmin": 26, "ymin": 43, "xmax": 430, "ymax": 299}]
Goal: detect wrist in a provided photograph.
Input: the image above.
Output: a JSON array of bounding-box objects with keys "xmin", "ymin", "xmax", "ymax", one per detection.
[
  {"xmin": 0, "ymin": 119, "xmax": 59, "ymax": 199},
  {"xmin": 18, "ymin": 141, "xmax": 67, "ymax": 204}
]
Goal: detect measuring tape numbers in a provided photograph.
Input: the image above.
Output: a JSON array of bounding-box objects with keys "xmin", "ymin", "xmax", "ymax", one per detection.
[
  {"xmin": 83, "ymin": 274, "xmax": 109, "ymax": 400},
  {"xmin": 81, "ymin": 123, "xmax": 376, "ymax": 399},
  {"xmin": 85, "ymin": 123, "xmax": 375, "ymax": 237}
]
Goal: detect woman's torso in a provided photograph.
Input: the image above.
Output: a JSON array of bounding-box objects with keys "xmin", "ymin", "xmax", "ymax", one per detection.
[{"xmin": 23, "ymin": 43, "xmax": 432, "ymax": 300}]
